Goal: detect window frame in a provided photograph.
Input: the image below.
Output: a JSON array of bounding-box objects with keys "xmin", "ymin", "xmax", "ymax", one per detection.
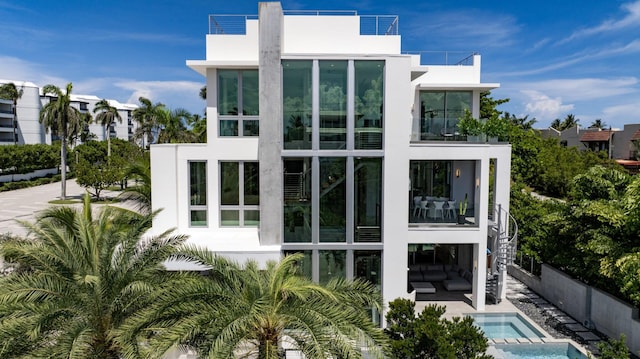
[
  {"xmin": 188, "ymin": 161, "xmax": 208, "ymax": 227},
  {"xmin": 217, "ymin": 69, "xmax": 259, "ymax": 137},
  {"xmin": 219, "ymin": 161, "xmax": 260, "ymax": 227}
]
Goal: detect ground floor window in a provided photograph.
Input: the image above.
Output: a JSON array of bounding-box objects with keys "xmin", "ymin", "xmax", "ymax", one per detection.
[
  {"xmin": 220, "ymin": 161, "xmax": 259, "ymax": 227},
  {"xmin": 282, "ymin": 249, "xmax": 381, "ymax": 288},
  {"xmin": 284, "ymin": 248, "xmax": 382, "ymax": 325}
]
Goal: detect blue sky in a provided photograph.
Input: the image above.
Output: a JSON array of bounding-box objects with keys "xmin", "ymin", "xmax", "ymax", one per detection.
[{"xmin": 1, "ymin": 0, "xmax": 639, "ymax": 129}]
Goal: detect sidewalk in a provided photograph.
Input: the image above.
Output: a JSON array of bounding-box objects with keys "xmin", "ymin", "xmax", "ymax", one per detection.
[{"xmin": 0, "ymin": 180, "xmax": 132, "ymax": 238}]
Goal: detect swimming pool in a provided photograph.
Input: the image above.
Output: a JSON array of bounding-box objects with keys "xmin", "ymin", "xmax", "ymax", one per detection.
[
  {"xmin": 489, "ymin": 342, "xmax": 588, "ymax": 359},
  {"xmin": 468, "ymin": 312, "xmax": 545, "ymax": 339}
]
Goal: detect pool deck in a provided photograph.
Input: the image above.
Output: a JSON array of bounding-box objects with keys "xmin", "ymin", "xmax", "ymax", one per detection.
[{"xmin": 414, "ymin": 275, "xmax": 593, "ymax": 356}]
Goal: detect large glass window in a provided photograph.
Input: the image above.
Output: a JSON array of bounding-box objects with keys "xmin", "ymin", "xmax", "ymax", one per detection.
[
  {"xmin": 355, "ymin": 61, "xmax": 384, "ymax": 150},
  {"xmin": 218, "ymin": 69, "xmax": 259, "ymax": 137},
  {"xmin": 283, "ymin": 61, "xmax": 312, "ymax": 149},
  {"xmin": 354, "ymin": 250, "xmax": 381, "ymax": 288},
  {"xmin": 319, "ymin": 250, "xmax": 346, "ymax": 284},
  {"xmin": 319, "ymin": 157, "xmax": 346, "ymax": 242},
  {"xmin": 284, "ymin": 250, "xmax": 312, "ymax": 279},
  {"xmin": 420, "ymin": 91, "xmax": 471, "ymax": 140},
  {"xmin": 189, "ymin": 161, "xmax": 207, "ymax": 227},
  {"xmin": 220, "ymin": 161, "xmax": 259, "ymax": 226},
  {"xmin": 354, "ymin": 158, "xmax": 382, "ymax": 242},
  {"xmin": 319, "ymin": 61, "xmax": 347, "ymax": 149},
  {"xmin": 283, "ymin": 158, "xmax": 312, "ymax": 242}
]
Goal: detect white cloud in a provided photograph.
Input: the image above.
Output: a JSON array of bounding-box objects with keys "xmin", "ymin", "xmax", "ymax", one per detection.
[
  {"xmin": 602, "ymin": 103, "xmax": 640, "ymax": 121},
  {"xmin": 116, "ymin": 80, "xmax": 205, "ymax": 114},
  {"xmin": 501, "ymin": 40, "xmax": 640, "ymax": 77},
  {"xmin": 561, "ymin": 0, "xmax": 640, "ymax": 43},
  {"xmin": 0, "ymin": 56, "xmax": 67, "ymax": 86},
  {"xmin": 521, "ymin": 90, "xmax": 574, "ymax": 121},
  {"xmin": 404, "ymin": 9, "xmax": 519, "ymax": 49},
  {"xmin": 518, "ymin": 77, "xmax": 638, "ymax": 102}
]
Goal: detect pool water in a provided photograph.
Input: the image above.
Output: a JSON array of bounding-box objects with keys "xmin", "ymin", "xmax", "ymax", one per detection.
[
  {"xmin": 491, "ymin": 343, "xmax": 588, "ymax": 359},
  {"xmin": 468, "ymin": 313, "xmax": 545, "ymax": 339}
]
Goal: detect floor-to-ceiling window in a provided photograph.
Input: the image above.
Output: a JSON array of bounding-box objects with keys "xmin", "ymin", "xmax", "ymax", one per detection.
[
  {"xmin": 420, "ymin": 91, "xmax": 471, "ymax": 140},
  {"xmin": 319, "ymin": 61, "xmax": 348, "ymax": 149},
  {"xmin": 283, "ymin": 61, "xmax": 312, "ymax": 149},
  {"xmin": 355, "ymin": 61, "xmax": 384, "ymax": 149},
  {"xmin": 409, "ymin": 160, "xmax": 477, "ymax": 225},
  {"xmin": 281, "ymin": 59, "xmax": 384, "ymax": 298}
]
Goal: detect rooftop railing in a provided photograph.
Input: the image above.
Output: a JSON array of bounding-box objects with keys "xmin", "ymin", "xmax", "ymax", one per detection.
[
  {"xmin": 403, "ymin": 51, "xmax": 478, "ymax": 66},
  {"xmin": 208, "ymin": 12, "xmax": 399, "ymax": 36}
]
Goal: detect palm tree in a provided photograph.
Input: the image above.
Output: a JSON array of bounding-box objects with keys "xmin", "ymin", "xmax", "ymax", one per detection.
[
  {"xmin": 94, "ymin": 99, "xmax": 123, "ymax": 158},
  {"xmin": 132, "ymin": 96, "xmax": 164, "ymax": 149},
  {"xmin": 156, "ymin": 108, "xmax": 197, "ymax": 144},
  {"xmin": 188, "ymin": 113, "xmax": 207, "ymax": 143},
  {"xmin": 119, "ymin": 154, "xmax": 152, "ymax": 213},
  {"xmin": 0, "ymin": 82, "xmax": 24, "ymax": 145},
  {"xmin": 39, "ymin": 83, "xmax": 83, "ymax": 200},
  {"xmin": 121, "ymin": 252, "xmax": 388, "ymax": 359},
  {"xmin": 0, "ymin": 194, "xmax": 187, "ymax": 358},
  {"xmin": 561, "ymin": 113, "xmax": 579, "ymax": 130},
  {"xmin": 590, "ymin": 118, "xmax": 607, "ymax": 129}
]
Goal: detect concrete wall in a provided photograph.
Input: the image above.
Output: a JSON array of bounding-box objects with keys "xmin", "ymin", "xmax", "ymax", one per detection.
[
  {"xmin": 509, "ymin": 264, "xmax": 640, "ymax": 354},
  {"xmin": 0, "ymin": 168, "xmax": 57, "ymax": 183}
]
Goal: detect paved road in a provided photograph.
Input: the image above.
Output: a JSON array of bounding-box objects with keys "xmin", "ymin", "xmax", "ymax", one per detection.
[{"xmin": 0, "ymin": 180, "xmax": 134, "ymax": 238}]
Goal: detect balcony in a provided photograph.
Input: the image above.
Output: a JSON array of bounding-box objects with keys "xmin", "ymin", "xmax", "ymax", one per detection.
[{"xmin": 408, "ymin": 160, "xmax": 478, "ymax": 227}]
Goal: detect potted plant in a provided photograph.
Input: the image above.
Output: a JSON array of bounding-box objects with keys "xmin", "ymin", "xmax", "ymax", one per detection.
[
  {"xmin": 458, "ymin": 193, "xmax": 468, "ymax": 224},
  {"xmin": 483, "ymin": 113, "xmax": 509, "ymax": 142},
  {"xmin": 457, "ymin": 110, "xmax": 484, "ymax": 142}
]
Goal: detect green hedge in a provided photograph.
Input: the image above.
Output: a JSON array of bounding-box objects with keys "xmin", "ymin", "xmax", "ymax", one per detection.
[{"xmin": 0, "ymin": 144, "xmax": 60, "ymax": 175}]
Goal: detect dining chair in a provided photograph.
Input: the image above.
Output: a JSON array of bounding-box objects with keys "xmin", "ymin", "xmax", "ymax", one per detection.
[
  {"xmin": 413, "ymin": 196, "xmax": 422, "ymax": 217},
  {"xmin": 431, "ymin": 201, "xmax": 445, "ymax": 221}
]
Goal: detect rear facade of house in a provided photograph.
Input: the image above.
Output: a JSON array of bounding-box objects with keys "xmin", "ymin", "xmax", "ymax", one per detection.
[{"xmin": 150, "ymin": 2, "xmax": 515, "ymax": 319}]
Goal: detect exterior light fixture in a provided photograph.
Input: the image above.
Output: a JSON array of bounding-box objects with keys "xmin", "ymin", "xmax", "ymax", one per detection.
[{"xmin": 455, "ymin": 169, "xmax": 460, "ymax": 178}]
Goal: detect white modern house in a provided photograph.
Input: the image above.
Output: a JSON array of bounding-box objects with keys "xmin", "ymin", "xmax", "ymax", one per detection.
[
  {"xmin": 150, "ymin": 2, "xmax": 515, "ymax": 318},
  {"xmin": 0, "ymin": 79, "xmax": 137, "ymax": 145}
]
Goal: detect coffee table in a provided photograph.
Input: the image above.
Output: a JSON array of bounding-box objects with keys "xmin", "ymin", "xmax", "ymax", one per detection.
[{"xmin": 410, "ymin": 281, "xmax": 436, "ymax": 294}]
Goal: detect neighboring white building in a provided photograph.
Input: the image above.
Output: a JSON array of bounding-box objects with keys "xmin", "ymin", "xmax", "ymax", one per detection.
[
  {"xmin": 150, "ymin": 2, "xmax": 515, "ymax": 317},
  {"xmin": 0, "ymin": 79, "xmax": 137, "ymax": 145}
]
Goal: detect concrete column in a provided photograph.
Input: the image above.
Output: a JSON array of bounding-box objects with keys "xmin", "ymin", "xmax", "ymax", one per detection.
[
  {"xmin": 472, "ymin": 242, "xmax": 487, "ymax": 310},
  {"xmin": 258, "ymin": 2, "xmax": 284, "ymax": 246}
]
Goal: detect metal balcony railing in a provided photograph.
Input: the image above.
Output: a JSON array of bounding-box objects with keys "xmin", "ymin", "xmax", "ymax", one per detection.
[
  {"xmin": 403, "ymin": 51, "xmax": 477, "ymax": 66},
  {"xmin": 208, "ymin": 12, "xmax": 399, "ymax": 36}
]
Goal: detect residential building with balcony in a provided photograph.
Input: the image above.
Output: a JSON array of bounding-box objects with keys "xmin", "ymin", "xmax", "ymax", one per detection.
[{"xmin": 149, "ymin": 2, "xmax": 514, "ymax": 318}]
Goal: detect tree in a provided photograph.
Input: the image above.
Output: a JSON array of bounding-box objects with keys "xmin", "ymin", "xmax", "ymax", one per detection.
[
  {"xmin": 187, "ymin": 113, "xmax": 207, "ymax": 143},
  {"xmin": 0, "ymin": 194, "xmax": 187, "ymax": 358},
  {"xmin": 597, "ymin": 334, "xmax": 630, "ymax": 359},
  {"xmin": 73, "ymin": 141, "xmax": 122, "ymax": 200},
  {"xmin": 39, "ymin": 83, "xmax": 83, "ymax": 200},
  {"xmin": 132, "ymin": 96, "xmax": 165, "ymax": 149},
  {"xmin": 120, "ymin": 252, "xmax": 388, "ymax": 359},
  {"xmin": 385, "ymin": 299, "xmax": 490, "ymax": 359},
  {"xmin": 199, "ymin": 85, "xmax": 206, "ymax": 100},
  {"xmin": 589, "ymin": 118, "xmax": 607, "ymax": 129},
  {"xmin": 93, "ymin": 99, "xmax": 123, "ymax": 158},
  {"xmin": 119, "ymin": 154, "xmax": 152, "ymax": 213},
  {"xmin": 156, "ymin": 108, "xmax": 197, "ymax": 143},
  {"xmin": 479, "ymin": 91, "xmax": 509, "ymax": 120},
  {"xmin": 0, "ymin": 82, "xmax": 24, "ymax": 145}
]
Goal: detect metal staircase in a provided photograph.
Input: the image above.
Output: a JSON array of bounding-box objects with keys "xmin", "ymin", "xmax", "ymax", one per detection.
[{"xmin": 487, "ymin": 204, "xmax": 518, "ymax": 303}]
